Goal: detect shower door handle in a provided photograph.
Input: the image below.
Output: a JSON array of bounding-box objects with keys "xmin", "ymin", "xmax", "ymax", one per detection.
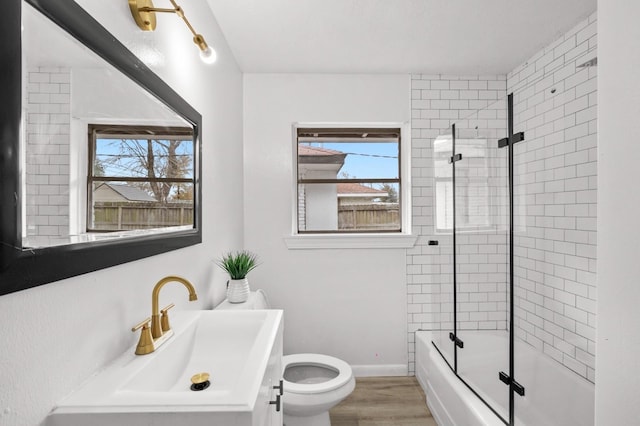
[
  {"xmin": 270, "ymin": 394, "xmax": 281, "ymax": 412},
  {"xmin": 448, "ymin": 153, "xmax": 462, "ymax": 164},
  {"xmin": 449, "ymin": 332, "xmax": 464, "ymax": 348},
  {"xmin": 273, "ymin": 379, "xmax": 283, "ymax": 395},
  {"xmin": 499, "ymin": 371, "xmax": 525, "ymax": 396}
]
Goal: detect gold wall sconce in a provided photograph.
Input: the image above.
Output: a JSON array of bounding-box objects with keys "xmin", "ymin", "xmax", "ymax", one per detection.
[{"xmin": 129, "ymin": 0, "xmax": 217, "ymax": 64}]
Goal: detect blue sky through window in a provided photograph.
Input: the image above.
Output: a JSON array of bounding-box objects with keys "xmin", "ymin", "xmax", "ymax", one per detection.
[{"xmin": 303, "ymin": 141, "xmax": 398, "ymax": 180}]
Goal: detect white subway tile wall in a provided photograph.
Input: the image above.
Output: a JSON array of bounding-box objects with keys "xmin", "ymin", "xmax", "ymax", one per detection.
[
  {"xmin": 407, "ymin": 74, "xmax": 508, "ymax": 374},
  {"xmin": 509, "ymin": 13, "xmax": 597, "ymax": 382},
  {"xmin": 407, "ymin": 13, "xmax": 597, "ymax": 383},
  {"xmin": 26, "ymin": 67, "xmax": 71, "ymax": 240}
]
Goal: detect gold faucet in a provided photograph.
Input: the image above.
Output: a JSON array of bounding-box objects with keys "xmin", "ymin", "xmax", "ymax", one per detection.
[
  {"xmin": 151, "ymin": 275, "xmax": 198, "ymax": 338},
  {"xmin": 132, "ymin": 275, "xmax": 198, "ymax": 355}
]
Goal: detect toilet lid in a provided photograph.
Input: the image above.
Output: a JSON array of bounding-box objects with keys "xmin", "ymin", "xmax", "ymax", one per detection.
[{"xmin": 282, "ymin": 353, "xmax": 353, "ymax": 394}]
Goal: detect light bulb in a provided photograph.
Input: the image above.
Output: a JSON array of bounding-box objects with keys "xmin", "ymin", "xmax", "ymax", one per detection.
[{"xmin": 199, "ymin": 46, "xmax": 217, "ymax": 64}]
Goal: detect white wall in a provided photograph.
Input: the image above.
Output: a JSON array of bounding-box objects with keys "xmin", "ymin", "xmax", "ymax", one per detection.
[
  {"xmin": 596, "ymin": 0, "xmax": 640, "ymax": 423},
  {"xmin": 0, "ymin": 1, "xmax": 244, "ymax": 425},
  {"xmin": 243, "ymin": 74, "xmax": 410, "ymax": 374}
]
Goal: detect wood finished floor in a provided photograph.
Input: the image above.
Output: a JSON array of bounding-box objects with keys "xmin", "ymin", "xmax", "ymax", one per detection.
[{"xmin": 329, "ymin": 376, "xmax": 437, "ymax": 426}]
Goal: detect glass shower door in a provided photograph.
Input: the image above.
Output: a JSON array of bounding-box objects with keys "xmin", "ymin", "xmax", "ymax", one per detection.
[
  {"xmin": 454, "ymin": 98, "xmax": 511, "ymax": 423},
  {"xmin": 431, "ymin": 131, "xmax": 455, "ymax": 369}
]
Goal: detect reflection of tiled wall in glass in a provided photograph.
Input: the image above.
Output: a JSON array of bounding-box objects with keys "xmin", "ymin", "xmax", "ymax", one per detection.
[
  {"xmin": 25, "ymin": 67, "xmax": 70, "ymax": 239},
  {"xmin": 509, "ymin": 12, "xmax": 597, "ymax": 383},
  {"xmin": 297, "ymin": 185, "xmax": 306, "ymax": 231},
  {"xmin": 407, "ymin": 74, "xmax": 508, "ymax": 373}
]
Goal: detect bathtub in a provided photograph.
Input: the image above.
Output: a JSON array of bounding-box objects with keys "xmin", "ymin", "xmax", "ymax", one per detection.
[{"xmin": 415, "ymin": 330, "xmax": 594, "ymax": 426}]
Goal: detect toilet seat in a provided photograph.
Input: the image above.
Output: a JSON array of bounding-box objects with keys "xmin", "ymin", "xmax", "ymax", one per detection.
[{"xmin": 283, "ymin": 353, "xmax": 353, "ymax": 394}]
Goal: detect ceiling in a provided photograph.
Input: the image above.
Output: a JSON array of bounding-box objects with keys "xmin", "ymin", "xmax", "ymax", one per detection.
[{"xmin": 204, "ymin": 0, "xmax": 596, "ymax": 74}]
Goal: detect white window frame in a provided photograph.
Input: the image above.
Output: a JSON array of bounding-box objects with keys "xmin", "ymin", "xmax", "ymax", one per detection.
[{"xmin": 284, "ymin": 122, "xmax": 416, "ymax": 249}]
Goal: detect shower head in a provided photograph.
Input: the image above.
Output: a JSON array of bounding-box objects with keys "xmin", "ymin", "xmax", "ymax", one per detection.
[{"xmin": 577, "ymin": 56, "xmax": 598, "ymax": 68}]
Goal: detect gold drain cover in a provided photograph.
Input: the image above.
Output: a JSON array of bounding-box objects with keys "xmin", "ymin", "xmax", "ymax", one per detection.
[{"xmin": 191, "ymin": 372, "xmax": 210, "ymax": 385}]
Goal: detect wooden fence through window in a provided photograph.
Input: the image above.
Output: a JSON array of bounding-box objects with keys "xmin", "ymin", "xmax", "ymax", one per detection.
[
  {"xmin": 338, "ymin": 203, "xmax": 399, "ymax": 230},
  {"xmin": 92, "ymin": 202, "xmax": 193, "ymax": 231}
]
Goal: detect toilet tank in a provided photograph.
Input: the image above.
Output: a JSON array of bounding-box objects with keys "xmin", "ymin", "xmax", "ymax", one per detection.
[{"xmin": 215, "ymin": 289, "xmax": 270, "ymax": 310}]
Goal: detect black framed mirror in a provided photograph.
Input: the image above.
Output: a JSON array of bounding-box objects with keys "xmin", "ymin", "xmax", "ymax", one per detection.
[{"xmin": 0, "ymin": 0, "xmax": 203, "ymax": 295}]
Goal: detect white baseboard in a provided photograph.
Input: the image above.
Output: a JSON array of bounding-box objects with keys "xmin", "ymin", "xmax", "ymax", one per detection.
[{"xmin": 350, "ymin": 364, "xmax": 408, "ymax": 377}]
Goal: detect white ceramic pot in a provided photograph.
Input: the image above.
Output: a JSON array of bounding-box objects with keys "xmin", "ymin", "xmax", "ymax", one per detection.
[{"xmin": 227, "ymin": 278, "xmax": 250, "ymax": 303}]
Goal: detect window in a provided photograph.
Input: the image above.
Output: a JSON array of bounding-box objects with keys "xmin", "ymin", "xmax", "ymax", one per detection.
[
  {"xmin": 87, "ymin": 124, "xmax": 195, "ymax": 232},
  {"xmin": 296, "ymin": 127, "xmax": 401, "ymax": 233}
]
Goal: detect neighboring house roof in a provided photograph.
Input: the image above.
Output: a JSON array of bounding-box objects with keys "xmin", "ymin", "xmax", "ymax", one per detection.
[
  {"xmin": 299, "ymin": 147, "xmax": 387, "ymax": 197},
  {"xmin": 298, "ymin": 145, "xmax": 343, "ymax": 156},
  {"xmin": 96, "ymin": 183, "xmax": 156, "ymax": 202},
  {"xmin": 298, "ymin": 145, "xmax": 346, "ymax": 165},
  {"xmin": 337, "ymin": 182, "xmax": 388, "ymax": 197}
]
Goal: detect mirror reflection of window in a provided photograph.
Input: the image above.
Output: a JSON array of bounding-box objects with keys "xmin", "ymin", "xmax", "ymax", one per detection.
[{"xmin": 88, "ymin": 125, "xmax": 195, "ymax": 232}]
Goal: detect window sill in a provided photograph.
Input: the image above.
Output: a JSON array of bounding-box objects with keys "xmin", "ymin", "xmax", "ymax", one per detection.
[{"xmin": 283, "ymin": 233, "xmax": 418, "ymax": 249}]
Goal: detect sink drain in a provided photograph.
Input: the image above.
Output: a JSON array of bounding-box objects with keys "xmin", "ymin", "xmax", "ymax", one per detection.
[
  {"xmin": 191, "ymin": 381, "xmax": 210, "ymax": 391},
  {"xmin": 190, "ymin": 372, "xmax": 210, "ymax": 391}
]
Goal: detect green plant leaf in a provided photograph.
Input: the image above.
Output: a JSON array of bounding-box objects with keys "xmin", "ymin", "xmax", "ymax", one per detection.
[{"xmin": 215, "ymin": 250, "xmax": 259, "ymax": 279}]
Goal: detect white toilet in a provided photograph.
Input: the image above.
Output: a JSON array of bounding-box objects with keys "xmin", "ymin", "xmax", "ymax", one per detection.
[{"xmin": 216, "ymin": 290, "xmax": 356, "ymax": 426}]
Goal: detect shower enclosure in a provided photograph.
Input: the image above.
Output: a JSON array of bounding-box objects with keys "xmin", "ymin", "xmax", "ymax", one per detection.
[{"xmin": 429, "ymin": 89, "xmax": 596, "ymax": 425}]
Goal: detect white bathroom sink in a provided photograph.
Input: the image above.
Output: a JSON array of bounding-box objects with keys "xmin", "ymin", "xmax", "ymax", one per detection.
[{"xmin": 46, "ymin": 310, "xmax": 283, "ymax": 425}]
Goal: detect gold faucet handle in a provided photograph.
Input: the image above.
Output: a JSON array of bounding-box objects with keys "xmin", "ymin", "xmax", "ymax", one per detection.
[
  {"xmin": 131, "ymin": 317, "xmax": 155, "ymax": 355},
  {"xmin": 161, "ymin": 303, "xmax": 175, "ymax": 314},
  {"xmin": 131, "ymin": 317, "xmax": 152, "ymax": 332},
  {"xmin": 160, "ymin": 303, "xmax": 175, "ymax": 332}
]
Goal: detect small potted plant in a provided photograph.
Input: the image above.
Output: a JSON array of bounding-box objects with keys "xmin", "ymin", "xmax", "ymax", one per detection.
[{"xmin": 216, "ymin": 250, "xmax": 259, "ymax": 303}]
